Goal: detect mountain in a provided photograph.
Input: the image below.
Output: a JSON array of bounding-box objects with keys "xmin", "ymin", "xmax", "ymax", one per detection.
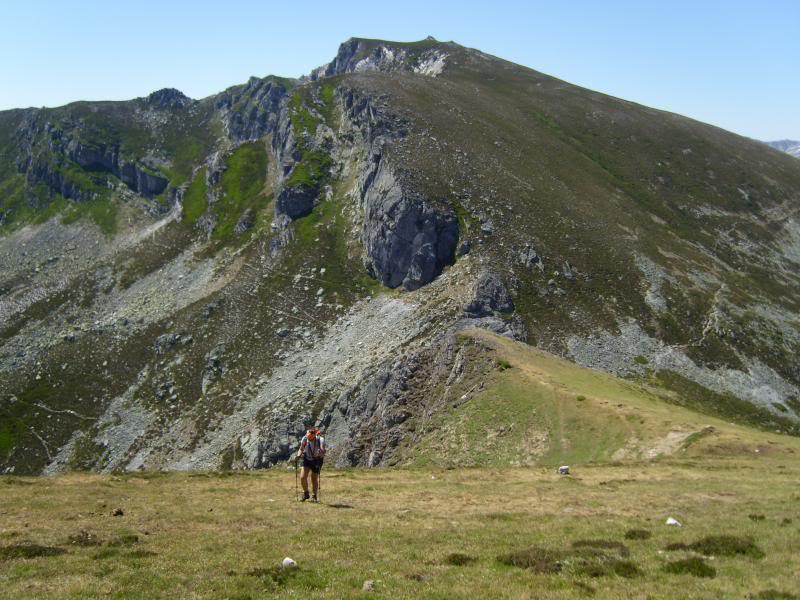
[
  {"xmin": 1, "ymin": 37, "xmax": 799, "ymax": 475},
  {"xmin": 765, "ymin": 139, "xmax": 800, "ymax": 158}
]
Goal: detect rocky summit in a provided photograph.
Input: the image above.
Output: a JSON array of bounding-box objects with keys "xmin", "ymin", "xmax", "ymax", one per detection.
[{"xmin": 1, "ymin": 37, "xmax": 799, "ymax": 475}]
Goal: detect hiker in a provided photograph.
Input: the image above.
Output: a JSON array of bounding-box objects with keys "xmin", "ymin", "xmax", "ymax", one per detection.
[{"xmin": 297, "ymin": 427, "xmax": 326, "ymax": 502}]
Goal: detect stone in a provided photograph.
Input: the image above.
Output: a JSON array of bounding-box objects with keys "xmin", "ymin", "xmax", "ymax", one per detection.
[
  {"xmin": 362, "ymin": 580, "xmax": 375, "ymax": 592},
  {"xmin": 234, "ymin": 208, "xmax": 255, "ymax": 234},
  {"xmin": 464, "ymin": 271, "xmax": 514, "ymax": 317},
  {"xmin": 281, "ymin": 557, "xmax": 297, "ymax": 569},
  {"xmin": 666, "ymin": 517, "xmax": 682, "ymax": 527},
  {"xmin": 558, "ymin": 465, "xmax": 570, "ymax": 475}
]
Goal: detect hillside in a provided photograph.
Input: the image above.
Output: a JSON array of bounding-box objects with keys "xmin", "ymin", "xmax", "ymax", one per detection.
[{"xmin": 1, "ymin": 37, "xmax": 799, "ymax": 475}]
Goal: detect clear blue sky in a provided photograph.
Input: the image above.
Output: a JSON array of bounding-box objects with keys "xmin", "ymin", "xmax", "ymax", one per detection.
[{"xmin": 1, "ymin": 0, "xmax": 797, "ymax": 140}]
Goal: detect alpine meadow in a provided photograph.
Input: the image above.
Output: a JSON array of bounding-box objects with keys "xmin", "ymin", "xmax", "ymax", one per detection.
[{"xmin": 1, "ymin": 31, "xmax": 799, "ymax": 599}]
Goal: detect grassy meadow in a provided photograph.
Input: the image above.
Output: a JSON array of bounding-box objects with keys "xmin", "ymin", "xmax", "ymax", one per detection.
[{"xmin": 1, "ymin": 455, "xmax": 799, "ymax": 599}]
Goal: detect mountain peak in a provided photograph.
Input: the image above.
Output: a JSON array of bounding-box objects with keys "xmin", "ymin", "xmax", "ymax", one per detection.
[
  {"xmin": 311, "ymin": 36, "xmax": 452, "ymax": 80},
  {"xmin": 764, "ymin": 139, "xmax": 800, "ymax": 158},
  {"xmin": 146, "ymin": 88, "xmax": 193, "ymax": 109}
]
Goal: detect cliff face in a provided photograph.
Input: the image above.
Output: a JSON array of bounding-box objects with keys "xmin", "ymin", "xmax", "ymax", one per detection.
[{"xmin": 1, "ymin": 37, "xmax": 799, "ymax": 475}]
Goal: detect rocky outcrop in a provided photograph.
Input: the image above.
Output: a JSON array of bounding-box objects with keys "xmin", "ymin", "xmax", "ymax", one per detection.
[
  {"xmin": 147, "ymin": 88, "xmax": 193, "ymax": 109},
  {"xmin": 464, "ymin": 271, "xmax": 514, "ymax": 317},
  {"xmin": 313, "ymin": 37, "xmax": 448, "ymax": 79},
  {"xmin": 215, "ymin": 77, "xmax": 290, "ymax": 143},
  {"xmin": 15, "ymin": 116, "xmax": 168, "ymax": 200},
  {"xmin": 275, "ymin": 183, "xmax": 316, "ymax": 219},
  {"xmin": 339, "ymin": 86, "xmax": 457, "ymax": 290},
  {"xmin": 359, "ymin": 155, "xmax": 458, "ymax": 290}
]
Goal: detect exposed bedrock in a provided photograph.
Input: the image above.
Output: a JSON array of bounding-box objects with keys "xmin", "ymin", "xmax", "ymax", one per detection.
[{"xmin": 359, "ymin": 156, "xmax": 458, "ymax": 290}]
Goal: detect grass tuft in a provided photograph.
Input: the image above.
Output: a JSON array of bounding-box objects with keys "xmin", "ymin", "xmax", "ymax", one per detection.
[
  {"xmin": 498, "ymin": 546, "xmax": 564, "ymax": 573},
  {"xmin": 444, "ymin": 552, "xmax": 476, "ymax": 566},
  {"xmin": 662, "ymin": 557, "xmax": 716, "ymax": 578},
  {"xmin": 689, "ymin": 535, "xmax": 765, "ymax": 559},
  {"xmin": 624, "ymin": 529, "xmax": 652, "ymax": 540},
  {"xmin": 572, "ymin": 539, "xmax": 630, "ymax": 557}
]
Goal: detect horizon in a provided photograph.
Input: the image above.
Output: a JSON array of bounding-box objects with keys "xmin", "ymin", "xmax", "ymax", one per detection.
[{"xmin": 1, "ymin": 1, "xmax": 798, "ymax": 141}]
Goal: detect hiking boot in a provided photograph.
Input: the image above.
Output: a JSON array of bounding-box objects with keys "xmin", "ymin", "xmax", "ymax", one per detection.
[
  {"xmin": 301, "ymin": 491, "xmax": 310, "ymax": 502},
  {"xmin": 311, "ymin": 494, "xmax": 318, "ymax": 503}
]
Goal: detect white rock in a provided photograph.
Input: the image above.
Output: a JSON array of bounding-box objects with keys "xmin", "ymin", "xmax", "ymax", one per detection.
[
  {"xmin": 281, "ymin": 557, "xmax": 297, "ymax": 569},
  {"xmin": 558, "ymin": 465, "xmax": 570, "ymax": 475},
  {"xmin": 666, "ymin": 517, "xmax": 682, "ymax": 526}
]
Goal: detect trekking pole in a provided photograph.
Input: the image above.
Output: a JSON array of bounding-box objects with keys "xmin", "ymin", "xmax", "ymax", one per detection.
[{"xmin": 294, "ymin": 455, "xmax": 298, "ymax": 502}]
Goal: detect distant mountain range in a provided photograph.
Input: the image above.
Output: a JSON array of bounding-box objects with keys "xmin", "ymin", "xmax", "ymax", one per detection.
[{"xmin": 765, "ymin": 140, "xmax": 800, "ymax": 158}]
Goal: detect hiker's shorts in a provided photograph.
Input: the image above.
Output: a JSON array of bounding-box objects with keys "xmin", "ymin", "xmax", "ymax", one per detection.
[{"xmin": 302, "ymin": 457, "xmax": 323, "ymax": 474}]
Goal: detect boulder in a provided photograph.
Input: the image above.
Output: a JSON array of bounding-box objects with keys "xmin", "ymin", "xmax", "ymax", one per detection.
[{"xmin": 464, "ymin": 271, "xmax": 514, "ymax": 317}]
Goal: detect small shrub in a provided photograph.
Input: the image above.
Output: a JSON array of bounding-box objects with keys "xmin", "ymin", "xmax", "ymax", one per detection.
[
  {"xmin": 572, "ymin": 539, "xmax": 630, "ymax": 557},
  {"xmin": 576, "ymin": 395, "xmax": 587, "ymax": 402},
  {"xmin": 748, "ymin": 514, "xmax": 766, "ymax": 522},
  {"xmin": 444, "ymin": 552, "xmax": 476, "ymax": 566},
  {"xmin": 624, "ymin": 529, "xmax": 652, "ymax": 540},
  {"xmin": 496, "ymin": 359, "xmax": 512, "ymax": 371},
  {"xmin": 634, "ymin": 355, "xmax": 649, "ymax": 365},
  {"xmin": 664, "ymin": 542, "xmax": 691, "ymax": 551},
  {"xmin": 498, "ymin": 546, "xmax": 564, "ymax": 573},
  {"xmin": 610, "ymin": 560, "xmax": 642, "ymax": 578},
  {"xmin": 662, "ymin": 557, "xmax": 716, "ymax": 578},
  {"xmin": 573, "ymin": 556, "xmax": 641, "ymax": 579},
  {"xmin": 0, "ymin": 544, "xmax": 66, "ymax": 560},
  {"xmin": 665, "ymin": 535, "xmax": 764, "ymax": 559},
  {"xmin": 690, "ymin": 535, "xmax": 765, "ymax": 559}
]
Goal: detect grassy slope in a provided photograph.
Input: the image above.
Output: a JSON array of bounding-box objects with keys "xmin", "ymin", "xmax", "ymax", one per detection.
[
  {"xmin": 1, "ymin": 456, "xmax": 798, "ymax": 599},
  {"xmin": 407, "ymin": 329, "xmax": 799, "ymax": 468}
]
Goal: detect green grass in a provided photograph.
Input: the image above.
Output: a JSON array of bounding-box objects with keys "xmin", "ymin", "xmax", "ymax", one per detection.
[
  {"xmin": 213, "ymin": 141, "xmax": 268, "ymax": 241},
  {"xmin": 285, "ymin": 150, "xmax": 331, "ymax": 189},
  {"xmin": 407, "ymin": 329, "xmax": 800, "ymax": 469},
  {"xmin": 60, "ymin": 196, "xmax": 118, "ymax": 235},
  {"xmin": 1, "ymin": 455, "xmax": 798, "ymax": 598},
  {"xmin": 182, "ymin": 167, "xmax": 208, "ymax": 225}
]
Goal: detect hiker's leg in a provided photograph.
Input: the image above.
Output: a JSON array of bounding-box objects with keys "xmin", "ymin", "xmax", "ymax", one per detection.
[
  {"xmin": 300, "ymin": 466, "xmax": 309, "ymax": 492},
  {"xmin": 310, "ymin": 471, "xmax": 319, "ymax": 495}
]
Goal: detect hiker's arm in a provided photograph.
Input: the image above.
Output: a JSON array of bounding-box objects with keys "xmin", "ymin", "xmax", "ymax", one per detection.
[{"xmin": 296, "ymin": 439, "xmax": 305, "ymax": 458}]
